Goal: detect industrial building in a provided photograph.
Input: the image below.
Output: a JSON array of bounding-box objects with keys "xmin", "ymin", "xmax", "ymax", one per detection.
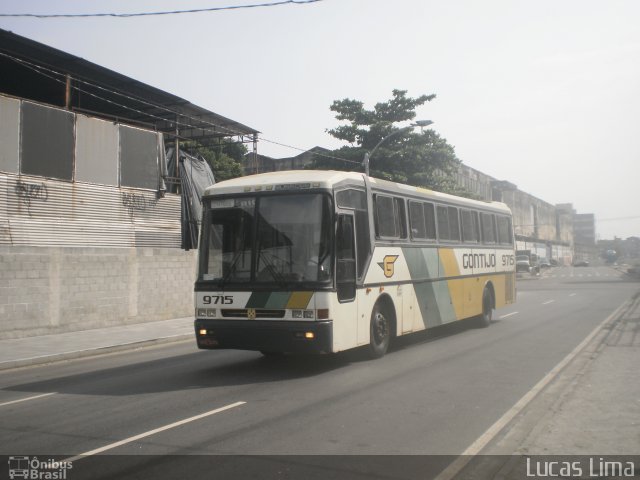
[{"xmin": 0, "ymin": 28, "xmax": 257, "ymax": 339}]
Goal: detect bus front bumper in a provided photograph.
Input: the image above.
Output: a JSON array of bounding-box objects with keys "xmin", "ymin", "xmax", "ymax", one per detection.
[{"xmin": 194, "ymin": 319, "xmax": 333, "ymax": 354}]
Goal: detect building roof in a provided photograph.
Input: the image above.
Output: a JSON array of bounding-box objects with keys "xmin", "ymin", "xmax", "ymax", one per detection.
[{"xmin": 0, "ymin": 28, "xmax": 258, "ymax": 146}]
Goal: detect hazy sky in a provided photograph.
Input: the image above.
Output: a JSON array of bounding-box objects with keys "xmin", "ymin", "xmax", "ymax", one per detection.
[{"xmin": 1, "ymin": 0, "xmax": 638, "ymax": 240}]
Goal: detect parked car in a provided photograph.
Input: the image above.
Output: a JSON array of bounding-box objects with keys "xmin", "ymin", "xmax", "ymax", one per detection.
[
  {"xmin": 539, "ymin": 258, "xmax": 552, "ymax": 268},
  {"xmin": 516, "ymin": 255, "xmax": 531, "ymax": 273},
  {"xmin": 573, "ymin": 259, "xmax": 589, "ymax": 267}
]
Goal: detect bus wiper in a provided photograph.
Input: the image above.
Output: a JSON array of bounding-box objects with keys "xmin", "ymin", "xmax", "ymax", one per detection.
[
  {"xmin": 258, "ymin": 250, "xmax": 287, "ymax": 286},
  {"xmin": 220, "ymin": 251, "xmax": 243, "ymax": 287}
]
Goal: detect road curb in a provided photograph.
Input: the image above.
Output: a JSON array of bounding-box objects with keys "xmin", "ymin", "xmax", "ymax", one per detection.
[{"xmin": 0, "ymin": 333, "xmax": 194, "ymax": 372}]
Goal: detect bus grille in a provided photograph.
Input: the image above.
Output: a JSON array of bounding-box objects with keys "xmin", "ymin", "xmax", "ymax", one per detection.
[{"xmin": 221, "ymin": 309, "xmax": 286, "ymax": 319}]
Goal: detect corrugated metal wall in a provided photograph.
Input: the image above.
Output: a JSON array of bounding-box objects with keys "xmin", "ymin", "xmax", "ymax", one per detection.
[
  {"xmin": 0, "ymin": 93, "xmax": 182, "ymax": 248},
  {"xmin": 1, "ymin": 173, "xmax": 181, "ymax": 247}
]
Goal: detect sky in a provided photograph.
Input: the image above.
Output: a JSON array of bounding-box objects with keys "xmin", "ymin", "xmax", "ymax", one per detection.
[{"xmin": 1, "ymin": 0, "xmax": 639, "ymax": 240}]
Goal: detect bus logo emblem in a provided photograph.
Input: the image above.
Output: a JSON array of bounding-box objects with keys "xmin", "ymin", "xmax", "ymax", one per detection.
[
  {"xmin": 378, "ymin": 255, "xmax": 399, "ymax": 278},
  {"xmin": 247, "ymin": 308, "xmax": 257, "ymax": 320}
]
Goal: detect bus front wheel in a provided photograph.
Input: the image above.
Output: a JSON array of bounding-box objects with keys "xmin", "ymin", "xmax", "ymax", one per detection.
[{"xmin": 369, "ymin": 303, "xmax": 391, "ymax": 358}]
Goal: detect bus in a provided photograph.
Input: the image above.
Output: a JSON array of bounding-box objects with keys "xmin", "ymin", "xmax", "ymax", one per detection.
[{"xmin": 194, "ymin": 170, "xmax": 516, "ymax": 358}]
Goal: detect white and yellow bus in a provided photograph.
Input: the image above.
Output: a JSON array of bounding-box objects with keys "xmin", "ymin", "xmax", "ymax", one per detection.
[{"xmin": 194, "ymin": 170, "xmax": 516, "ymax": 358}]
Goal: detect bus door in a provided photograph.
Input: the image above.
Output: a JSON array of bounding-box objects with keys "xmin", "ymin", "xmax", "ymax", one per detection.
[
  {"xmin": 336, "ymin": 212, "xmax": 356, "ymax": 302},
  {"xmin": 334, "ymin": 211, "xmax": 358, "ymax": 351}
]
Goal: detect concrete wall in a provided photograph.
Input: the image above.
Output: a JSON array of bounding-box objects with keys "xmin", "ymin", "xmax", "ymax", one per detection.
[
  {"xmin": 454, "ymin": 164, "xmax": 494, "ymax": 201},
  {"xmin": 0, "ymin": 246, "xmax": 196, "ymax": 339},
  {"xmin": 501, "ymin": 189, "xmax": 557, "ymax": 241}
]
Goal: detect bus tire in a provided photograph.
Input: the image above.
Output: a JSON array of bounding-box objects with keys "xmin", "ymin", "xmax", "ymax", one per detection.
[
  {"xmin": 369, "ymin": 303, "xmax": 391, "ymax": 359},
  {"xmin": 476, "ymin": 287, "xmax": 493, "ymax": 328}
]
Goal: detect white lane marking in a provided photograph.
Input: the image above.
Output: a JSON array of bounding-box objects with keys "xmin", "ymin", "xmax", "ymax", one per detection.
[
  {"xmin": 0, "ymin": 392, "xmax": 56, "ymax": 407},
  {"xmin": 434, "ymin": 301, "xmax": 629, "ymax": 480},
  {"xmin": 542, "ymin": 300, "xmax": 555, "ymax": 305},
  {"xmin": 64, "ymin": 401, "xmax": 246, "ymax": 462},
  {"xmin": 569, "ymin": 293, "xmax": 576, "ymax": 297},
  {"xmin": 499, "ymin": 312, "xmax": 519, "ymax": 319}
]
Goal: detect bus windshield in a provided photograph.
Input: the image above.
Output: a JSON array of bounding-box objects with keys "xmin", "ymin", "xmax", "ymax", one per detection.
[{"xmin": 199, "ymin": 193, "xmax": 332, "ymax": 286}]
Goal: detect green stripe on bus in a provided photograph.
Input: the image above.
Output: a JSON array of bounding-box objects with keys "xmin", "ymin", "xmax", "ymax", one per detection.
[
  {"xmin": 264, "ymin": 292, "xmax": 292, "ymax": 309},
  {"xmin": 403, "ymin": 247, "xmax": 458, "ymax": 327},
  {"xmin": 246, "ymin": 291, "xmax": 271, "ymax": 308}
]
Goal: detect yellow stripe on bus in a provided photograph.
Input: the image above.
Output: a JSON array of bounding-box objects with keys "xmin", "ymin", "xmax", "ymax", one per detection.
[
  {"xmin": 439, "ymin": 248, "xmax": 460, "ymax": 277},
  {"xmin": 286, "ymin": 291, "xmax": 313, "ymax": 309}
]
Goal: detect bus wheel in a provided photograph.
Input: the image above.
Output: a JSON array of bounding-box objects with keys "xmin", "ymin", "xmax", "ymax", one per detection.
[
  {"xmin": 476, "ymin": 287, "xmax": 493, "ymax": 328},
  {"xmin": 369, "ymin": 303, "xmax": 391, "ymax": 358}
]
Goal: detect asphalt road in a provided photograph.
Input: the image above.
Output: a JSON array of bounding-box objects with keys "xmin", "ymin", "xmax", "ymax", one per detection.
[{"xmin": 0, "ymin": 265, "xmax": 637, "ymax": 479}]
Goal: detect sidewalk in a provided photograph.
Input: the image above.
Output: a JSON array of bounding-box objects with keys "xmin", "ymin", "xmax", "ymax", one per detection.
[
  {"xmin": 0, "ymin": 316, "xmax": 194, "ymax": 371},
  {"xmin": 513, "ymin": 290, "xmax": 640, "ymax": 455},
  {"xmin": 482, "ymin": 289, "xmax": 640, "ymax": 456}
]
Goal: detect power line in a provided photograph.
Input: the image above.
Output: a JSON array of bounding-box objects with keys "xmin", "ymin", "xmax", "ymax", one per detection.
[
  {"xmin": 0, "ymin": 50, "xmax": 359, "ymax": 167},
  {"xmin": 0, "ymin": 0, "xmax": 322, "ymax": 19}
]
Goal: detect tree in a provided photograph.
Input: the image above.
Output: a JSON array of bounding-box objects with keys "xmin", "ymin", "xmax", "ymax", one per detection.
[
  {"xmin": 186, "ymin": 138, "xmax": 247, "ymax": 181},
  {"xmin": 310, "ymin": 89, "xmax": 465, "ymax": 194}
]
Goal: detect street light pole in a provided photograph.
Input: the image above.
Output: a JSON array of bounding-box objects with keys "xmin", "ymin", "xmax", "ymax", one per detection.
[{"xmin": 362, "ymin": 120, "xmax": 433, "ymax": 177}]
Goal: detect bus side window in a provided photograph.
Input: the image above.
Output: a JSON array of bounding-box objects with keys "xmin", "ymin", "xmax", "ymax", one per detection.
[
  {"xmin": 336, "ymin": 189, "xmax": 370, "ymax": 280},
  {"xmin": 448, "ymin": 207, "xmax": 460, "ymax": 241},
  {"xmin": 394, "ymin": 197, "xmax": 407, "ymax": 239},
  {"xmin": 409, "ymin": 201, "xmax": 426, "ymax": 239},
  {"xmin": 461, "ymin": 209, "xmax": 480, "ymax": 243},
  {"xmin": 437, "ymin": 205, "xmax": 449, "ymax": 241},
  {"xmin": 496, "ymin": 215, "xmax": 513, "ymax": 245},
  {"xmin": 424, "ymin": 202, "xmax": 436, "ymax": 240},
  {"xmin": 375, "ymin": 195, "xmax": 396, "ymax": 238},
  {"xmin": 481, "ymin": 213, "xmax": 497, "ymax": 244}
]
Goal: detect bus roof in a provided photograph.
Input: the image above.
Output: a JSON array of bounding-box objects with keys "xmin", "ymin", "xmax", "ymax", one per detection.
[
  {"xmin": 204, "ymin": 170, "xmax": 511, "ymax": 214},
  {"xmin": 203, "ymin": 170, "xmax": 366, "ymax": 195}
]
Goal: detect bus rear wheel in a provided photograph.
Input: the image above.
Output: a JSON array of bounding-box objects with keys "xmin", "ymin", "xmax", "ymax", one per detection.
[
  {"xmin": 476, "ymin": 287, "xmax": 493, "ymax": 328},
  {"xmin": 369, "ymin": 303, "xmax": 391, "ymax": 358}
]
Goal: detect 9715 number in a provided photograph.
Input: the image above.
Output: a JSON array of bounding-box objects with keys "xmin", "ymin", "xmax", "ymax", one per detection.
[{"xmin": 203, "ymin": 295, "xmax": 233, "ymax": 305}]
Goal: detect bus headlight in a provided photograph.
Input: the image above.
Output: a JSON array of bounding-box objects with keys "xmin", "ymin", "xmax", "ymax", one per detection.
[
  {"xmin": 303, "ymin": 310, "xmax": 314, "ymax": 319},
  {"xmin": 196, "ymin": 308, "xmax": 216, "ymax": 318},
  {"xmin": 292, "ymin": 310, "xmax": 303, "ymax": 319}
]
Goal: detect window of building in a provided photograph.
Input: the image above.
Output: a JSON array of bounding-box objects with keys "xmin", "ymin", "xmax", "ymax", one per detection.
[
  {"xmin": 21, "ymin": 102, "xmax": 74, "ymax": 180},
  {"xmin": 120, "ymin": 125, "xmax": 159, "ymax": 190}
]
